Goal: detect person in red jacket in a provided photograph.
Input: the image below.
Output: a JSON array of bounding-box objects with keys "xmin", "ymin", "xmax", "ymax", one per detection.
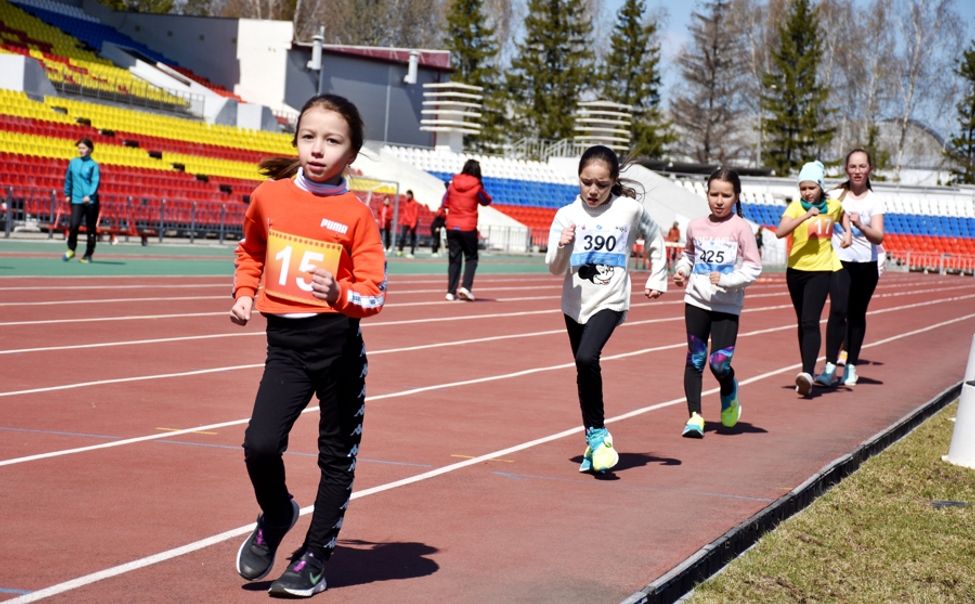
[
  {"xmin": 379, "ymin": 198, "xmax": 393, "ymax": 251},
  {"xmin": 396, "ymin": 189, "xmax": 419, "ymax": 258},
  {"xmin": 230, "ymin": 93, "xmax": 385, "ymax": 597},
  {"xmin": 442, "ymin": 159, "xmax": 492, "ymax": 301}
]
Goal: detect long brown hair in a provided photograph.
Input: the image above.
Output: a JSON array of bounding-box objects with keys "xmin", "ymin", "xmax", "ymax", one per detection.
[{"xmin": 259, "ymin": 94, "xmax": 365, "ymax": 180}]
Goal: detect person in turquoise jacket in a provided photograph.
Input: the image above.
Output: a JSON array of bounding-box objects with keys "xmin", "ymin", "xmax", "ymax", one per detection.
[{"xmin": 63, "ymin": 138, "xmax": 100, "ymax": 263}]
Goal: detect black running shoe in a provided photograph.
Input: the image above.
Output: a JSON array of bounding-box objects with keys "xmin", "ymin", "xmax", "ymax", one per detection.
[
  {"xmin": 268, "ymin": 549, "xmax": 327, "ymax": 598},
  {"xmin": 236, "ymin": 499, "xmax": 300, "ymax": 581}
]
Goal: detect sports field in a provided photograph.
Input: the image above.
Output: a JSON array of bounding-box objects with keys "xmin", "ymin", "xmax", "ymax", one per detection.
[{"xmin": 1, "ymin": 237, "xmax": 971, "ymax": 603}]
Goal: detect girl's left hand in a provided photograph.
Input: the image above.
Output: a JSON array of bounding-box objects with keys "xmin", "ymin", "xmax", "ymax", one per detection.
[
  {"xmin": 645, "ymin": 288, "xmax": 663, "ymax": 299},
  {"xmin": 709, "ymin": 272, "xmax": 721, "ymax": 285},
  {"xmin": 308, "ymin": 268, "xmax": 340, "ymax": 303}
]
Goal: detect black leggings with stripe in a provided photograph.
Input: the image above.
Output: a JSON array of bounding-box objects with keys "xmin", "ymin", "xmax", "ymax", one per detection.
[{"xmin": 242, "ymin": 313, "xmax": 366, "ymax": 560}]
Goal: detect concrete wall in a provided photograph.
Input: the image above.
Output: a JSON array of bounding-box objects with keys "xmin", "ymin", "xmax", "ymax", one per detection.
[
  {"xmin": 82, "ymin": 1, "xmax": 242, "ymax": 92},
  {"xmin": 235, "ymin": 19, "xmax": 292, "ymax": 112},
  {"xmin": 285, "ymin": 50, "xmax": 438, "ymax": 148},
  {"xmin": 0, "ymin": 55, "xmax": 56, "ymax": 99}
]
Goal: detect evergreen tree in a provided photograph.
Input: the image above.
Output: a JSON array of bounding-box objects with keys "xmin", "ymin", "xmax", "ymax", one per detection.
[
  {"xmin": 948, "ymin": 40, "xmax": 975, "ymax": 184},
  {"xmin": 443, "ymin": 0, "xmax": 504, "ymax": 151},
  {"xmin": 600, "ymin": 0, "xmax": 673, "ymax": 159},
  {"xmin": 506, "ymin": 0, "xmax": 594, "ymax": 143},
  {"xmin": 759, "ymin": 0, "xmax": 834, "ymax": 174},
  {"xmin": 671, "ymin": 0, "xmax": 746, "ymax": 164}
]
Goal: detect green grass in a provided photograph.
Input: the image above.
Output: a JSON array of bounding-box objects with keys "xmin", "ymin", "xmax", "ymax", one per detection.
[{"xmin": 689, "ymin": 401, "xmax": 975, "ymax": 603}]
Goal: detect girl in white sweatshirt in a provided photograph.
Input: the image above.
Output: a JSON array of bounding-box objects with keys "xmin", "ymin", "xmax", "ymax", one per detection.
[
  {"xmin": 545, "ymin": 145, "xmax": 668, "ymax": 473},
  {"xmin": 673, "ymin": 168, "xmax": 763, "ymax": 438}
]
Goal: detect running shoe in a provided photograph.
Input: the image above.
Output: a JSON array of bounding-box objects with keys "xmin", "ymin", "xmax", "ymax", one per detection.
[
  {"xmin": 682, "ymin": 412, "xmax": 705, "ymax": 438},
  {"xmin": 457, "ymin": 287, "xmax": 475, "ymax": 301},
  {"xmin": 79, "ymin": 256, "xmax": 91, "ymax": 264},
  {"xmin": 843, "ymin": 364, "xmax": 859, "ymax": 386},
  {"xmin": 63, "ymin": 250, "xmax": 75, "ymax": 261},
  {"xmin": 795, "ymin": 372, "xmax": 813, "ymax": 397},
  {"xmin": 815, "ymin": 363, "xmax": 837, "ymax": 387},
  {"xmin": 837, "ymin": 350, "xmax": 848, "ymax": 366},
  {"xmin": 584, "ymin": 427, "xmax": 619, "ymax": 473},
  {"xmin": 720, "ymin": 380, "xmax": 741, "ymax": 428},
  {"xmin": 236, "ymin": 499, "xmax": 300, "ymax": 581},
  {"xmin": 268, "ymin": 549, "xmax": 327, "ymax": 598},
  {"xmin": 444, "ymin": 292, "xmax": 456, "ymax": 301}
]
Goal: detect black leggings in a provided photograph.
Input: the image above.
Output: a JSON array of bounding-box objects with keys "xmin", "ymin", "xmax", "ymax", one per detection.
[
  {"xmin": 242, "ymin": 313, "xmax": 366, "ymax": 560},
  {"xmin": 683, "ymin": 304, "xmax": 739, "ymax": 415},
  {"xmin": 786, "ymin": 268, "xmax": 846, "ymax": 374},
  {"xmin": 398, "ymin": 225, "xmax": 417, "ymax": 254},
  {"xmin": 828, "ymin": 261, "xmax": 879, "ymax": 366},
  {"xmin": 446, "ymin": 229, "xmax": 479, "ymax": 294},
  {"xmin": 564, "ymin": 309, "xmax": 623, "ymax": 430},
  {"xmin": 67, "ymin": 202, "xmax": 99, "ymax": 257}
]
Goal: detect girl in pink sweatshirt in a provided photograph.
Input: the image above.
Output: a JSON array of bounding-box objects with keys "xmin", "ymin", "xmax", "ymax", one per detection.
[{"xmin": 673, "ymin": 168, "xmax": 763, "ymax": 438}]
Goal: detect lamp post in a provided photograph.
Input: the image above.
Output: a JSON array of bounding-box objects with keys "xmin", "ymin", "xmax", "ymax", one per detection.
[{"xmin": 306, "ymin": 26, "xmax": 325, "ymax": 95}]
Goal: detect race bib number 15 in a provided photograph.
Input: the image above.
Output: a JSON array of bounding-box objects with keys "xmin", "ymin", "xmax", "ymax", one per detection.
[{"xmin": 264, "ymin": 229, "xmax": 342, "ymax": 306}]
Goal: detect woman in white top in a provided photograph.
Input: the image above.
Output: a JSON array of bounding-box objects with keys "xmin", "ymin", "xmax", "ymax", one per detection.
[
  {"xmin": 818, "ymin": 148, "xmax": 885, "ymax": 386},
  {"xmin": 546, "ymin": 145, "xmax": 667, "ymax": 474}
]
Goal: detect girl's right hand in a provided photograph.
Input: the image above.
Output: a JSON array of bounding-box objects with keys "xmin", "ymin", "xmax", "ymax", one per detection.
[
  {"xmin": 558, "ymin": 223, "xmax": 576, "ymax": 248},
  {"xmin": 230, "ymin": 296, "xmax": 253, "ymax": 326},
  {"xmin": 673, "ymin": 270, "xmax": 688, "ymax": 287}
]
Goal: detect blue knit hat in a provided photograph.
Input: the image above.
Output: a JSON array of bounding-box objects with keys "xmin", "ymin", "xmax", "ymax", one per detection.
[{"xmin": 798, "ymin": 160, "xmax": 825, "ymax": 190}]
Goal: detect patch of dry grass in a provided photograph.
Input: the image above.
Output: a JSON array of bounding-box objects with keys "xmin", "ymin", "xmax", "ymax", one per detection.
[{"xmin": 689, "ymin": 401, "xmax": 975, "ymax": 603}]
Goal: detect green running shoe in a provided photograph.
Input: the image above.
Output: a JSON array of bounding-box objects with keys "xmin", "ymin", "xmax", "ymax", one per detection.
[{"xmin": 720, "ymin": 380, "xmax": 741, "ymax": 428}]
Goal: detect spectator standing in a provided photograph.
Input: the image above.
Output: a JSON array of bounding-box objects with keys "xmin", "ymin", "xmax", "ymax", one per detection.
[
  {"xmin": 442, "ymin": 159, "xmax": 492, "ymax": 301},
  {"xmin": 63, "ymin": 138, "xmax": 100, "ymax": 263}
]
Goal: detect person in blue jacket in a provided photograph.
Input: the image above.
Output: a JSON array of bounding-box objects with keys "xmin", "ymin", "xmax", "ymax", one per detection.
[{"xmin": 63, "ymin": 138, "xmax": 100, "ymax": 263}]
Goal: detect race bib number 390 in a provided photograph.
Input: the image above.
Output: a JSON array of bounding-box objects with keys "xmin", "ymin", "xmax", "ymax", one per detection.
[
  {"xmin": 264, "ymin": 229, "xmax": 342, "ymax": 306},
  {"xmin": 570, "ymin": 223, "xmax": 630, "ymax": 268}
]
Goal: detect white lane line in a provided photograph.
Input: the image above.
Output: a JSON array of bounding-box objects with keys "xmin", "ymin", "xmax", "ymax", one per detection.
[
  {"xmin": 2, "ymin": 280, "xmax": 971, "ymax": 355},
  {"xmin": 2, "ymin": 294, "xmax": 972, "ymax": 465},
  {"xmin": 6, "ymin": 309, "xmax": 974, "ymax": 603}
]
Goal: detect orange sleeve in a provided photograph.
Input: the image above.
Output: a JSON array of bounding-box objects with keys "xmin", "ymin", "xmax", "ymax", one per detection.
[
  {"xmin": 233, "ymin": 194, "xmax": 267, "ymax": 300},
  {"xmin": 331, "ymin": 211, "xmax": 387, "ymax": 318}
]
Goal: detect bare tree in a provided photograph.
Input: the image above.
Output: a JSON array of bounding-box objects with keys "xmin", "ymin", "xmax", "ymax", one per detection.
[
  {"xmin": 731, "ymin": 0, "xmax": 788, "ymax": 165},
  {"xmin": 670, "ymin": 0, "xmax": 748, "ymax": 163},
  {"xmin": 890, "ymin": 0, "xmax": 963, "ymax": 178}
]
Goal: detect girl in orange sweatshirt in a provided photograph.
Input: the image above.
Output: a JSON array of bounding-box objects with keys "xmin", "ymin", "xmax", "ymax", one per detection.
[{"xmin": 230, "ymin": 94, "xmax": 385, "ymax": 597}]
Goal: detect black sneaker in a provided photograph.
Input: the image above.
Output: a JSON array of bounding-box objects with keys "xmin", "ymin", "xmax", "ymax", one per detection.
[
  {"xmin": 268, "ymin": 549, "xmax": 327, "ymax": 598},
  {"xmin": 235, "ymin": 499, "xmax": 300, "ymax": 581}
]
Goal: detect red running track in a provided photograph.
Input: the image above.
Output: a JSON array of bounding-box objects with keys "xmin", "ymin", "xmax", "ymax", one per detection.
[{"xmin": 0, "ymin": 271, "xmax": 972, "ymax": 602}]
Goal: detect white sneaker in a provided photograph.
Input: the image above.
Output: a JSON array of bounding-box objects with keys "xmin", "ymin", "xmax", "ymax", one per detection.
[
  {"xmin": 843, "ymin": 364, "xmax": 858, "ymax": 385},
  {"xmin": 445, "ymin": 293, "xmax": 456, "ymax": 301},
  {"xmin": 431, "ymin": 252, "xmax": 440, "ymax": 258},
  {"xmin": 795, "ymin": 372, "xmax": 813, "ymax": 397},
  {"xmin": 406, "ymin": 253, "xmax": 414, "ymax": 259},
  {"xmin": 457, "ymin": 287, "xmax": 475, "ymax": 301}
]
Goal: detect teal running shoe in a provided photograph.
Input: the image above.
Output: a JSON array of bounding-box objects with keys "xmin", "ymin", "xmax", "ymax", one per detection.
[
  {"xmin": 580, "ymin": 427, "xmax": 618, "ymax": 473},
  {"xmin": 682, "ymin": 412, "xmax": 705, "ymax": 438}
]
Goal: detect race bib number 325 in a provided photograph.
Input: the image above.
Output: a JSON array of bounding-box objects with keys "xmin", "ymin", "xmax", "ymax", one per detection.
[{"xmin": 264, "ymin": 229, "xmax": 342, "ymax": 306}]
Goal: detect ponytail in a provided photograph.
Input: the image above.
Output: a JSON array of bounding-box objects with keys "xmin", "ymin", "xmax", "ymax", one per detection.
[{"xmin": 259, "ymin": 157, "xmax": 302, "ymax": 180}]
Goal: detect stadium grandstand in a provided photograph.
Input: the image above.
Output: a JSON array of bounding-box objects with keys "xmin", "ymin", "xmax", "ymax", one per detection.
[{"xmin": 2, "ymin": 0, "xmax": 974, "ymax": 274}]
